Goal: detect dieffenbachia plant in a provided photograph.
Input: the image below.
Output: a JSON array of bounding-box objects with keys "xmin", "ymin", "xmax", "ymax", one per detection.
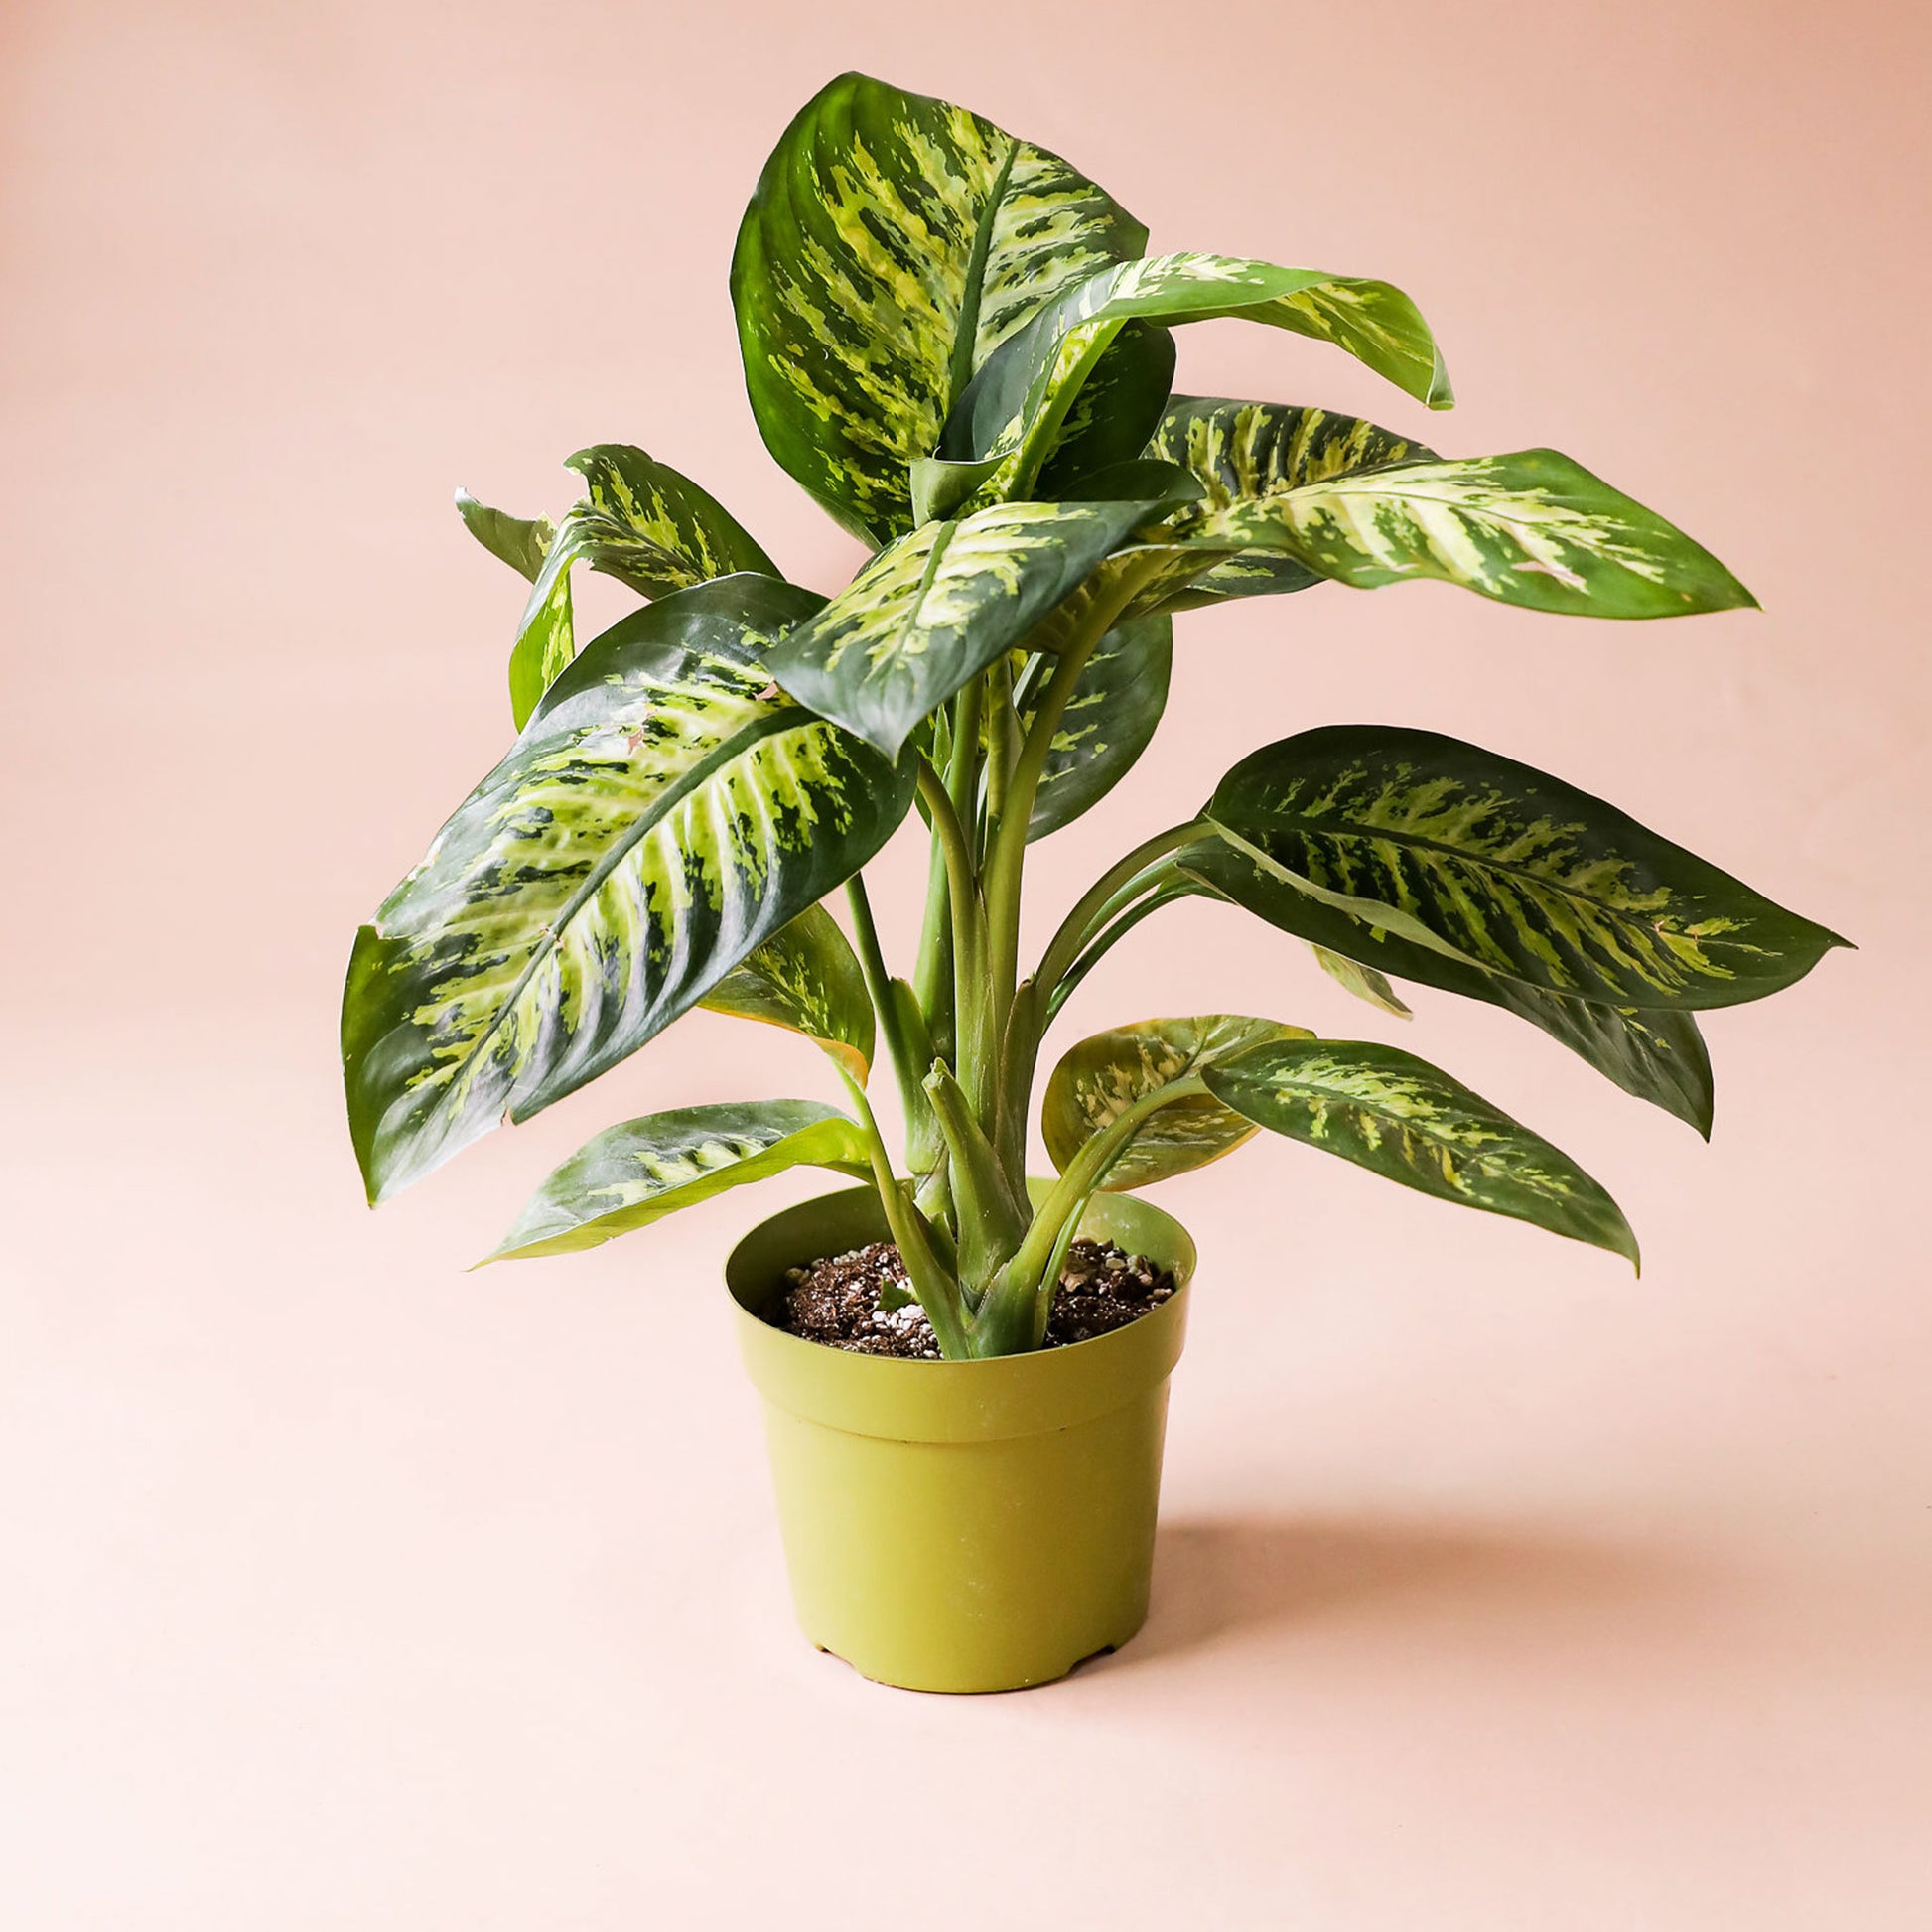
[{"xmin": 342, "ymin": 72, "xmax": 1847, "ymax": 1357}]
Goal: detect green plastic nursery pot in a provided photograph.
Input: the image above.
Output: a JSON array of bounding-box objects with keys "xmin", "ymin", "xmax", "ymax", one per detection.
[{"xmin": 727, "ymin": 1184, "xmax": 1195, "ymax": 1694}]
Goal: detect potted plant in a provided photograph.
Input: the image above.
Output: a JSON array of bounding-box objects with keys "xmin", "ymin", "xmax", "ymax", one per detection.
[{"xmin": 341, "ymin": 72, "xmax": 1846, "ymax": 1693}]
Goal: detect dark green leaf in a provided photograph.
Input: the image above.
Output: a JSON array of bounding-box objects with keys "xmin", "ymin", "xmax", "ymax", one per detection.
[
  {"xmin": 1202, "ymin": 726, "xmax": 1847, "ymax": 1011},
  {"xmin": 1176, "ymin": 834, "xmax": 1716, "ymax": 1133}
]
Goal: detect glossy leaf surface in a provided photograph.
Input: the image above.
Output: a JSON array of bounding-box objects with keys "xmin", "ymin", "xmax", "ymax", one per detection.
[
  {"xmin": 1186, "ymin": 446, "xmax": 1754, "ymax": 619},
  {"xmin": 342, "ymin": 578, "xmax": 914, "ymax": 1204},
  {"xmin": 1177, "ymin": 835, "xmax": 1716, "ymax": 1132},
  {"xmin": 732, "ymin": 71, "xmax": 1147, "ymax": 543},
  {"xmin": 483, "ymin": 1101, "xmax": 870, "ymax": 1262},
  {"xmin": 1202, "ymin": 1038, "xmax": 1638, "ymax": 1264},
  {"xmin": 1203, "ymin": 726, "xmax": 1845, "ymax": 1011},
  {"xmin": 764, "ymin": 496, "xmax": 1180, "ymax": 759},
  {"xmin": 1042, "ymin": 1015, "xmax": 1311, "ymax": 1190}
]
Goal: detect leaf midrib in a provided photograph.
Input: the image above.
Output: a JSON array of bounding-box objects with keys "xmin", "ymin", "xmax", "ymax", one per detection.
[
  {"xmin": 1213, "ymin": 798, "xmax": 1696, "ymax": 953},
  {"xmin": 946, "ymin": 139, "xmax": 1021, "ymax": 414}
]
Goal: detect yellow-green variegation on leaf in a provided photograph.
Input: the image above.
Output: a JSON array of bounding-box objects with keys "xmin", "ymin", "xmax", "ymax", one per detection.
[
  {"xmin": 732, "ymin": 71, "xmax": 1149, "ymax": 545},
  {"xmin": 483, "ymin": 1101, "xmax": 871, "ymax": 1262},
  {"xmin": 1200, "ymin": 1037, "xmax": 1639, "ymax": 1265},
  {"xmin": 1183, "ymin": 444, "xmax": 1755, "ymax": 619},
  {"xmin": 1042, "ymin": 1015, "xmax": 1312, "ymax": 1191},
  {"xmin": 1145, "ymin": 396, "xmax": 1433, "ymax": 606},
  {"xmin": 341, "ymin": 578, "xmax": 914, "ymax": 1205},
  {"xmin": 700, "ymin": 903, "xmax": 875, "ymax": 1082},
  {"xmin": 1176, "ymin": 834, "xmax": 1717, "ymax": 1133},
  {"xmin": 1204, "ymin": 726, "xmax": 1845, "ymax": 1011},
  {"xmin": 764, "ymin": 496, "xmax": 1184, "ymax": 759},
  {"xmin": 503, "ymin": 445, "xmax": 777, "ymax": 727},
  {"xmin": 956, "ymin": 252, "xmax": 1452, "ymax": 504}
]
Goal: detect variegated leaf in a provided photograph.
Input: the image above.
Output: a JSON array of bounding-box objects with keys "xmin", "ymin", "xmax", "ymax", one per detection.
[
  {"xmin": 1186, "ymin": 446, "xmax": 1753, "ymax": 618},
  {"xmin": 963, "ymin": 251, "xmax": 1451, "ymax": 504},
  {"xmin": 342, "ymin": 578, "xmax": 914, "ymax": 1205},
  {"xmin": 1043, "ymin": 1015, "xmax": 1312, "ymax": 1191},
  {"xmin": 1146, "ymin": 396, "xmax": 1433, "ymax": 605},
  {"xmin": 507, "ymin": 444, "xmax": 776, "ymax": 727},
  {"xmin": 483, "ymin": 1101, "xmax": 871, "ymax": 1263},
  {"xmin": 1201, "ymin": 727, "xmax": 1847, "ymax": 1012},
  {"xmin": 699, "ymin": 902, "xmax": 876, "ymax": 1082},
  {"xmin": 456, "ymin": 489, "xmax": 554, "ymax": 581},
  {"xmin": 764, "ymin": 496, "xmax": 1180, "ymax": 759},
  {"xmin": 1202, "ymin": 1038, "xmax": 1638, "ymax": 1264},
  {"xmin": 1026, "ymin": 615, "xmax": 1173, "ymax": 840},
  {"xmin": 1176, "ymin": 835, "xmax": 1714, "ymax": 1132},
  {"xmin": 731, "ymin": 71, "xmax": 1147, "ymax": 544}
]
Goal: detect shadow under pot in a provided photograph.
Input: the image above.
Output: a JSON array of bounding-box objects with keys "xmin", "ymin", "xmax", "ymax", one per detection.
[{"xmin": 726, "ymin": 1183, "xmax": 1195, "ymax": 1694}]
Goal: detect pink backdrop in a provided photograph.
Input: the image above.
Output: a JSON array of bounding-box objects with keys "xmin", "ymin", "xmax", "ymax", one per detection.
[{"xmin": 6, "ymin": 2, "xmax": 1928, "ymax": 1924}]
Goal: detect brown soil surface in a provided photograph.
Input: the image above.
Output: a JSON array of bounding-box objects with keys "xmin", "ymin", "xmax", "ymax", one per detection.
[{"xmin": 769, "ymin": 1238, "xmax": 1177, "ymax": 1358}]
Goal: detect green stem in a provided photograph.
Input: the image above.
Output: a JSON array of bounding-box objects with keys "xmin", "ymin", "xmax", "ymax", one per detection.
[
  {"xmin": 837, "ymin": 1066, "xmax": 971, "ymax": 1359},
  {"xmin": 1045, "ymin": 884, "xmax": 1196, "ymax": 1025},
  {"xmin": 946, "ymin": 678, "xmax": 985, "ymax": 865},
  {"xmin": 981, "ymin": 560, "xmax": 1174, "ymax": 1067},
  {"xmin": 844, "ymin": 875, "xmax": 914, "ymax": 1092},
  {"xmin": 1035, "ymin": 819, "xmax": 1211, "ymax": 997},
  {"xmin": 998, "ymin": 1078, "xmax": 1205, "ymax": 1315}
]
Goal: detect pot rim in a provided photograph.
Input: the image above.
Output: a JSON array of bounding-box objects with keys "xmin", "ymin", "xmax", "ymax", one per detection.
[{"xmin": 726, "ymin": 1181, "xmax": 1195, "ymax": 1443}]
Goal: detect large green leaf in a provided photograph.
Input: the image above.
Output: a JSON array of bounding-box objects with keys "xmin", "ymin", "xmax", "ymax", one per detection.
[
  {"xmin": 1025, "ymin": 615, "xmax": 1173, "ymax": 839},
  {"xmin": 963, "ymin": 251, "xmax": 1452, "ymax": 504},
  {"xmin": 699, "ymin": 902, "xmax": 875, "ymax": 1082},
  {"xmin": 342, "ymin": 577, "xmax": 915, "ymax": 1205},
  {"xmin": 1201, "ymin": 1037, "xmax": 1638, "ymax": 1265},
  {"xmin": 1203, "ymin": 727, "xmax": 1847, "ymax": 1012},
  {"xmin": 1146, "ymin": 396, "xmax": 1433, "ymax": 605},
  {"xmin": 1175, "ymin": 834, "xmax": 1716, "ymax": 1133},
  {"xmin": 731, "ymin": 71, "xmax": 1148, "ymax": 545},
  {"xmin": 482, "ymin": 1101, "xmax": 871, "ymax": 1263},
  {"xmin": 507, "ymin": 445, "xmax": 776, "ymax": 727},
  {"xmin": 763, "ymin": 496, "xmax": 1180, "ymax": 759},
  {"xmin": 1185, "ymin": 445, "xmax": 1754, "ymax": 618},
  {"xmin": 1042, "ymin": 1015, "xmax": 1312, "ymax": 1191}
]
